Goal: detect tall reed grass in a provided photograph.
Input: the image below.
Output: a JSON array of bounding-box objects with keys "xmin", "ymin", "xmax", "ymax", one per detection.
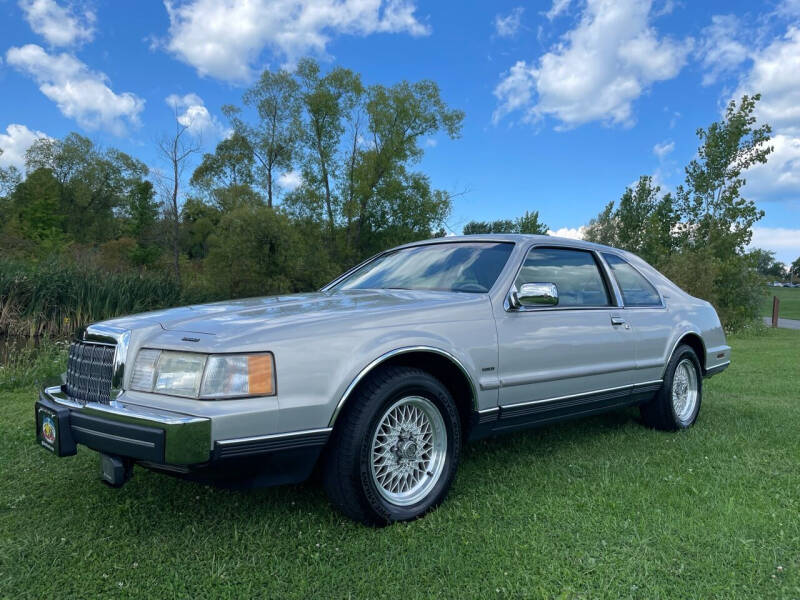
[
  {"xmin": 0, "ymin": 337, "xmax": 68, "ymax": 390},
  {"xmin": 0, "ymin": 260, "xmax": 181, "ymax": 338}
]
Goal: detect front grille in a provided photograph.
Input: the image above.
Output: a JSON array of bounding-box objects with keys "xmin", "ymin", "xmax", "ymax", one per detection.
[{"xmin": 65, "ymin": 341, "xmax": 116, "ymax": 404}]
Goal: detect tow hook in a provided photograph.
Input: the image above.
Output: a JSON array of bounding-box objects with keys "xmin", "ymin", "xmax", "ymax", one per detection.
[{"xmin": 99, "ymin": 453, "xmax": 134, "ymax": 487}]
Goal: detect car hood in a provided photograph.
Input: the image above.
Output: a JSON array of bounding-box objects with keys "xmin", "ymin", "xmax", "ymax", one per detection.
[{"xmin": 100, "ymin": 289, "xmax": 488, "ymax": 337}]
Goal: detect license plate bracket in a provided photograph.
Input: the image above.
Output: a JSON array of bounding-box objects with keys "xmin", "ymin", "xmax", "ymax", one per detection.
[{"xmin": 35, "ymin": 396, "xmax": 77, "ymax": 457}]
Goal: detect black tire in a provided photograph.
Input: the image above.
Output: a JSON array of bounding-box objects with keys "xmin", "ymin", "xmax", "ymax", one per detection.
[
  {"xmin": 322, "ymin": 366, "xmax": 462, "ymax": 526},
  {"xmin": 641, "ymin": 344, "xmax": 703, "ymax": 431}
]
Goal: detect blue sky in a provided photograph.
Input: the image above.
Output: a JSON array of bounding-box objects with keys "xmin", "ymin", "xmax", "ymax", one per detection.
[{"xmin": 1, "ymin": 0, "xmax": 799, "ymax": 263}]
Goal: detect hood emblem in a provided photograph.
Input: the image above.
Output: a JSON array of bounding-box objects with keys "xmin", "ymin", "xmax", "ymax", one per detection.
[{"xmin": 181, "ymin": 337, "xmax": 200, "ymax": 343}]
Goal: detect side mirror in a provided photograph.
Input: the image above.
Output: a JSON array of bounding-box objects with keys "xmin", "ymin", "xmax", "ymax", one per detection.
[{"xmin": 516, "ymin": 282, "xmax": 559, "ymax": 307}]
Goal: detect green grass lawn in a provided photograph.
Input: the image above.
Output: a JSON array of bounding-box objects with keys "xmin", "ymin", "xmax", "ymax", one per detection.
[
  {"xmin": 2, "ymin": 331, "xmax": 799, "ymax": 599},
  {"xmin": 763, "ymin": 286, "xmax": 800, "ymax": 320}
]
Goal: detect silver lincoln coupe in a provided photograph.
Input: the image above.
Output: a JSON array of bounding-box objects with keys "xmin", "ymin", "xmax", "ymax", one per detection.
[{"xmin": 36, "ymin": 234, "xmax": 730, "ymax": 525}]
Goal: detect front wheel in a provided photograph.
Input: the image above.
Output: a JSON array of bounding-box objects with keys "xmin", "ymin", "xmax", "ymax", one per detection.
[
  {"xmin": 641, "ymin": 344, "xmax": 703, "ymax": 430},
  {"xmin": 322, "ymin": 366, "xmax": 461, "ymax": 526}
]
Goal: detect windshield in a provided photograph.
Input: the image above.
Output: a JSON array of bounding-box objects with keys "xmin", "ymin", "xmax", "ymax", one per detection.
[{"xmin": 330, "ymin": 242, "xmax": 514, "ymax": 293}]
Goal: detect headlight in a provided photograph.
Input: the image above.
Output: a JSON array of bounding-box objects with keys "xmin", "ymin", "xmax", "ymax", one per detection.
[{"xmin": 130, "ymin": 350, "xmax": 275, "ymax": 399}]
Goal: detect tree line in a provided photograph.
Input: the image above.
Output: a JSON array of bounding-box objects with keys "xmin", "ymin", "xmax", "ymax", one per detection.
[
  {"xmin": 0, "ymin": 58, "xmax": 789, "ymax": 333},
  {"xmin": 0, "ymin": 58, "xmax": 464, "ymax": 304}
]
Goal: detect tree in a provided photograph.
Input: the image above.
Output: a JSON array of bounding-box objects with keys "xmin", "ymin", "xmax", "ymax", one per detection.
[
  {"xmin": 584, "ymin": 177, "xmax": 676, "ymax": 264},
  {"xmin": 10, "ymin": 167, "xmax": 65, "ymax": 251},
  {"xmin": 125, "ymin": 180, "xmax": 162, "ymax": 268},
  {"xmin": 0, "ymin": 150, "xmax": 22, "ymax": 199},
  {"xmin": 227, "ymin": 70, "xmax": 301, "ymax": 208},
  {"xmin": 750, "ymin": 248, "xmax": 786, "ymax": 279},
  {"xmin": 463, "ymin": 210, "xmax": 548, "ymax": 235},
  {"xmin": 791, "ymin": 257, "xmax": 800, "ymax": 283},
  {"xmin": 295, "ymin": 59, "xmax": 363, "ymax": 244},
  {"xmin": 675, "ymin": 94, "xmax": 771, "ymax": 256},
  {"xmin": 24, "ymin": 134, "xmax": 150, "ymax": 245},
  {"xmin": 353, "ymin": 79, "xmax": 464, "ymax": 256},
  {"xmin": 190, "ymin": 132, "xmax": 256, "ymax": 200},
  {"xmin": 157, "ymin": 118, "xmax": 200, "ymax": 285},
  {"xmin": 583, "ymin": 201, "xmax": 616, "ymax": 246}
]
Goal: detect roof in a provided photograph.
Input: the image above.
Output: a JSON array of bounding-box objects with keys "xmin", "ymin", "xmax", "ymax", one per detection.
[{"xmin": 393, "ymin": 233, "xmax": 619, "ymax": 254}]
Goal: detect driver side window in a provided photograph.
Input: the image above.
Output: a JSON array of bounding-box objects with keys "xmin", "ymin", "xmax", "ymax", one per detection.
[{"xmin": 515, "ymin": 247, "xmax": 611, "ymax": 308}]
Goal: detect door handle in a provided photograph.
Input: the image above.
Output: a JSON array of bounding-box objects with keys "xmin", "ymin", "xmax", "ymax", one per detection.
[{"xmin": 611, "ymin": 315, "xmax": 630, "ymax": 329}]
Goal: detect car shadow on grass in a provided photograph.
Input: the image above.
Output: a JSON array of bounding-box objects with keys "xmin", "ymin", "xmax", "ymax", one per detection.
[{"xmin": 88, "ymin": 406, "xmax": 648, "ymax": 533}]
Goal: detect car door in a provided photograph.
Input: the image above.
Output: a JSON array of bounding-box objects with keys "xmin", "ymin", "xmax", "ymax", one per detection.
[
  {"xmin": 600, "ymin": 252, "xmax": 673, "ymax": 385},
  {"xmin": 495, "ymin": 245, "xmax": 639, "ymax": 425}
]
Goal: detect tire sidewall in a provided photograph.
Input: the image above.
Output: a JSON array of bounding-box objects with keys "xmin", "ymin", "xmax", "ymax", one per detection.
[
  {"xmin": 665, "ymin": 346, "xmax": 703, "ymax": 428},
  {"xmin": 356, "ymin": 372, "xmax": 461, "ymax": 523}
]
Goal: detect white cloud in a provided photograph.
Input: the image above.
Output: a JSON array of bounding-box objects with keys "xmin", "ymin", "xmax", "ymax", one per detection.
[
  {"xmin": 745, "ymin": 134, "xmax": 800, "ymax": 198},
  {"xmin": 0, "ymin": 123, "xmax": 51, "ymax": 170},
  {"xmin": 494, "ymin": 7, "xmax": 524, "ymax": 38},
  {"xmin": 545, "ymin": 0, "xmax": 571, "ymax": 20},
  {"xmin": 19, "ymin": 0, "xmax": 95, "ymax": 47},
  {"xmin": 493, "ymin": 0, "xmax": 692, "ymax": 128},
  {"xmin": 749, "ymin": 226, "xmax": 800, "ymax": 264},
  {"xmin": 697, "ymin": 15, "xmax": 750, "ymax": 86},
  {"xmin": 653, "ymin": 140, "xmax": 675, "ymax": 159},
  {"xmin": 163, "ymin": 0, "xmax": 430, "ymax": 82},
  {"xmin": 278, "ymin": 169, "xmax": 302, "ymax": 191},
  {"xmin": 733, "ymin": 27, "xmax": 800, "ymax": 201},
  {"xmin": 548, "ymin": 226, "xmax": 586, "ymax": 239},
  {"xmin": 6, "ymin": 44, "xmax": 144, "ymax": 135},
  {"xmin": 424, "ymin": 137, "xmax": 437, "ymax": 147},
  {"xmin": 776, "ymin": 0, "xmax": 800, "ymax": 18},
  {"xmin": 165, "ymin": 93, "xmax": 229, "ymax": 139},
  {"xmin": 736, "ymin": 27, "xmax": 800, "ymax": 137}
]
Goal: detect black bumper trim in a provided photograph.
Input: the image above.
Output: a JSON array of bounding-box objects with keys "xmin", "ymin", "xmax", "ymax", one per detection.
[
  {"xmin": 67, "ymin": 409, "xmax": 165, "ymax": 462},
  {"xmin": 704, "ymin": 361, "xmax": 730, "ymax": 378},
  {"xmin": 213, "ymin": 430, "xmax": 330, "ymax": 460}
]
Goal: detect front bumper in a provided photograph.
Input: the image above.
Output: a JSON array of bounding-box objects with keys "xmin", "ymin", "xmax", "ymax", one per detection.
[{"xmin": 37, "ymin": 386, "xmax": 212, "ymax": 465}]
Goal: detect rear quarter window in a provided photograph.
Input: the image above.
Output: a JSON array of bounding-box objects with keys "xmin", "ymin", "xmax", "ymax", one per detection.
[{"xmin": 602, "ymin": 253, "xmax": 662, "ymax": 307}]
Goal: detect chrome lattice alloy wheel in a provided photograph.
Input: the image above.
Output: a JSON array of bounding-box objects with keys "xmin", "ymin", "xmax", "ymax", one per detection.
[
  {"xmin": 370, "ymin": 396, "xmax": 447, "ymax": 506},
  {"xmin": 671, "ymin": 358, "xmax": 699, "ymax": 422}
]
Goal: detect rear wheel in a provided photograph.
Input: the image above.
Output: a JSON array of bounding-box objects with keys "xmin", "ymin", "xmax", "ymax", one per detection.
[
  {"xmin": 641, "ymin": 344, "xmax": 703, "ymax": 430},
  {"xmin": 322, "ymin": 366, "xmax": 461, "ymax": 526}
]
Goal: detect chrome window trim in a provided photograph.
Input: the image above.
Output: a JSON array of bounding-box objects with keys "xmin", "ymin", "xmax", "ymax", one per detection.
[
  {"xmin": 504, "ymin": 243, "xmax": 618, "ymax": 312},
  {"xmin": 321, "ymin": 240, "xmax": 517, "ymax": 295},
  {"xmin": 599, "ymin": 251, "xmax": 666, "ymax": 309},
  {"xmin": 329, "ymin": 346, "xmax": 479, "ymax": 427}
]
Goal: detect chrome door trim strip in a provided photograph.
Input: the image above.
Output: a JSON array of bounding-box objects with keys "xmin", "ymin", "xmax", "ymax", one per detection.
[
  {"xmin": 633, "ymin": 379, "xmax": 664, "ymax": 389},
  {"xmin": 216, "ymin": 427, "xmax": 333, "ymax": 446},
  {"xmin": 500, "ymin": 379, "xmax": 663, "ymax": 411}
]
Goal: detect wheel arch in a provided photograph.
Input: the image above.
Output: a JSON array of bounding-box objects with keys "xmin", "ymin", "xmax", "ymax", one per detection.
[
  {"xmin": 664, "ymin": 332, "xmax": 706, "ymax": 377},
  {"xmin": 328, "ymin": 347, "xmax": 478, "ymax": 436}
]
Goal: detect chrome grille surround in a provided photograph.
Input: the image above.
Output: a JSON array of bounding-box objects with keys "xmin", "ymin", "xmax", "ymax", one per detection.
[
  {"xmin": 66, "ymin": 341, "xmax": 116, "ymax": 404},
  {"xmin": 64, "ymin": 324, "xmax": 130, "ymax": 405}
]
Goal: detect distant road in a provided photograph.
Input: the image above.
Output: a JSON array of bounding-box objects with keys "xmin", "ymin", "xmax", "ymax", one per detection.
[{"xmin": 763, "ymin": 317, "xmax": 800, "ymax": 330}]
